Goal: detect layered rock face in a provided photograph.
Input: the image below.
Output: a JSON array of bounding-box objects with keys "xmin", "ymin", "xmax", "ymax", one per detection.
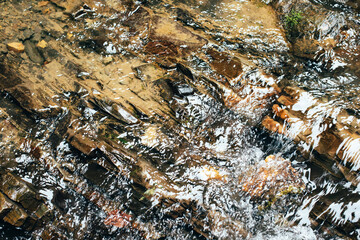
[{"xmin": 0, "ymin": 0, "xmax": 359, "ymax": 239}]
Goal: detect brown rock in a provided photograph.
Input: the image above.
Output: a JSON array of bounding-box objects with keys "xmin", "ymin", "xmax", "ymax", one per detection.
[
  {"xmin": 293, "ymin": 38, "xmax": 320, "ymax": 60},
  {"xmin": 241, "ymin": 155, "xmax": 305, "ymax": 199},
  {"xmin": 262, "ymin": 116, "xmax": 284, "ymax": 134},
  {"xmin": 50, "ymin": 0, "xmax": 83, "ymax": 14},
  {"xmin": 0, "ymin": 172, "xmax": 41, "ymax": 212},
  {"xmin": 0, "ymin": 192, "xmax": 13, "ymax": 217},
  {"xmin": 7, "ymin": 42, "xmax": 25, "ymax": 53},
  {"xmin": 206, "ymin": 48, "xmax": 242, "ymax": 79},
  {"xmin": 150, "ymin": 15, "xmax": 207, "ymax": 49},
  {"xmin": 3, "ymin": 206, "xmax": 28, "ymax": 227},
  {"xmin": 272, "ymin": 104, "xmax": 289, "ymax": 120},
  {"xmin": 38, "ymin": 1, "xmax": 50, "ymax": 7}
]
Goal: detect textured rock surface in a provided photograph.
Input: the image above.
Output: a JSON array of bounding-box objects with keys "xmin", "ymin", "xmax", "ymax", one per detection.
[{"xmin": 0, "ymin": 0, "xmax": 359, "ymax": 239}]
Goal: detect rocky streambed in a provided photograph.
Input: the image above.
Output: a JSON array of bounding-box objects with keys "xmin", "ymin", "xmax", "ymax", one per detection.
[{"xmin": 0, "ymin": 0, "xmax": 360, "ymax": 239}]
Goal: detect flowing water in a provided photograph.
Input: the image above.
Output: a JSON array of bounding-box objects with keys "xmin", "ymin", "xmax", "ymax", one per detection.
[{"xmin": 0, "ymin": 0, "xmax": 359, "ymax": 239}]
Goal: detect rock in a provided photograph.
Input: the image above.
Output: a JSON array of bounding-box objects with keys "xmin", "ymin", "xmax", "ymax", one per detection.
[
  {"xmin": 24, "ymin": 40, "xmax": 44, "ymax": 64},
  {"xmin": 0, "ymin": 192, "xmax": 13, "ymax": 217},
  {"xmin": 150, "ymin": 15, "xmax": 207, "ymax": 50},
  {"xmin": 0, "ymin": 171, "xmax": 41, "ymax": 212},
  {"xmin": 293, "ymin": 38, "xmax": 320, "ymax": 60},
  {"xmin": 206, "ymin": 48, "xmax": 242, "ymax": 79},
  {"xmin": 104, "ymin": 209, "xmax": 132, "ymax": 228},
  {"xmin": 19, "ymin": 29, "xmax": 34, "ymax": 41},
  {"xmin": 7, "ymin": 42, "xmax": 25, "ymax": 53},
  {"xmin": 262, "ymin": 116, "xmax": 284, "ymax": 134},
  {"xmin": 102, "ymin": 56, "xmax": 113, "ymax": 65},
  {"xmin": 3, "ymin": 205, "xmax": 28, "ymax": 227},
  {"xmin": 50, "ymin": 0, "xmax": 83, "ymax": 14},
  {"xmin": 49, "ymin": 11, "xmax": 66, "ymax": 21},
  {"xmin": 36, "ymin": 40, "xmax": 47, "ymax": 49},
  {"xmin": 38, "ymin": 1, "xmax": 50, "ymax": 7},
  {"xmin": 272, "ymin": 104, "xmax": 289, "ymax": 120},
  {"xmin": 140, "ymin": 125, "xmax": 170, "ymax": 148},
  {"xmin": 122, "ymin": 6, "xmax": 150, "ymax": 33},
  {"xmin": 134, "ymin": 64, "xmax": 166, "ymax": 82},
  {"xmin": 241, "ymin": 155, "xmax": 305, "ymax": 199}
]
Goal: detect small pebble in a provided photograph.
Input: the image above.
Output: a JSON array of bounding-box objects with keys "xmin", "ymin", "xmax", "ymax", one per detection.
[{"xmin": 7, "ymin": 42, "xmax": 25, "ymax": 53}]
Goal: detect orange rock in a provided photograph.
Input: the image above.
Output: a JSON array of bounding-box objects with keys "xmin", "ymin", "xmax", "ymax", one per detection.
[
  {"xmin": 36, "ymin": 40, "xmax": 47, "ymax": 48},
  {"xmin": 241, "ymin": 155, "xmax": 304, "ymax": 198},
  {"xmin": 262, "ymin": 116, "xmax": 284, "ymax": 134},
  {"xmin": 199, "ymin": 166, "xmax": 227, "ymax": 181},
  {"xmin": 272, "ymin": 104, "xmax": 289, "ymax": 120},
  {"xmin": 38, "ymin": 1, "xmax": 49, "ymax": 7},
  {"xmin": 277, "ymin": 95, "xmax": 296, "ymax": 107},
  {"xmin": 7, "ymin": 42, "xmax": 25, "ymax": 53},
  {"xmin": 104, "ymin": 210, "xmax": 132, "ymax": 228}
]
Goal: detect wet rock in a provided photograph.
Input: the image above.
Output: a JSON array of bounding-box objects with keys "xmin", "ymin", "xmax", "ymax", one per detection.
[
  {"xmin": 102, "ymin": 56, "xmax": 113, "ymax": 65},
  {"xmin": 2, "ymin": 203, "xmax": 28, "ymax": 227},
  {"xmin": 104, "ymin": 209, "xmax": 132, "ymax": 228},
  {"xmin": 140, "ymin": 125, "xmax": 170, "ymax": 148},
  {"xmin": 206, "ymin": 48, "xmax": 242, "ymax": 79},
  {"xmin": 150, "ymin": 15, "xmax": 207, "ymax": 49},
  {"xmin": 292, "ymin": 38, "xmax": 320, "ymax": 60},
  {"xmin": 38, "ymin": 1, "xmax": 50, "ymax": 7},
  {"xmin": 262, "ymin": 116, "xmax": 284, "ymax": 134},
  {"xmin": 272, "ymin": 104, "xmax": 289, "ymax": 120},
  {"xmin": 241, "ymin": 155, "xmax": 305, "ymax": 199},
  {"xmin": 134, "ymin": 63, "xmax": 166, "ymax": 82},
  {"xmin": 24, "ymin": 40, "xmax": 44, "ymax": 64},
  {"xmin": 50, "ymin": 0, "xmax": 83, "ymax": 14},
  {"xmin": 0, "ymin": 192, "xmax": 13, "ymax": 218},
  {"xmin": 0, "ymin": 171, "xmax": 41, "ymax": 212},
  {"xmin": 176, "ymin": 84, "xmax": 194, "ymax": 96},
  {"xmin": 7, "ymin": 42, "xmax": 25, "ymax": 53}
]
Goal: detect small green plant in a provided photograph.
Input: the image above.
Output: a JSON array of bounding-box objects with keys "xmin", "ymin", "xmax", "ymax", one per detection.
[{"xmin": 285, "ymin": 10, "xmax": 303, "ymax": 30}]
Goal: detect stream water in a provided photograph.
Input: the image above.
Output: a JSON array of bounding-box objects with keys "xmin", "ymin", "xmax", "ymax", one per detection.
[{"xmin": 0, "ymin": 0, "xmax": 360, "ymax": 239}]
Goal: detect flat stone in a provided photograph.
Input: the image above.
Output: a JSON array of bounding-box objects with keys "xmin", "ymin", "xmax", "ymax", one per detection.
[
  {"xmin": 0, "ymin": 172, "xmax": 41, "ymax": 211},
  {"xmin": 206, "ymin": 48, "xmax": 242, "ymax": 79},
  {"xmin": 19, "ymin": 29, "xmax": 34, "ymax": 41},
  {"xmin": 7, "ymin": 42, "xmax": 25, "ymax": 53},
  {"xmin": 133, "ymin": 64, "xmax": 166, "ymax": 82},
  {"xmin": 24, "ymin": 40, "xmax": 44, "ymax": 64},
  {"xmin": 150, "ymin": 15, "xmax": 207, "ymax": 49},
  {"xmin": 38, "ymin": 1, "xmax": 50, "ymax": 7}
]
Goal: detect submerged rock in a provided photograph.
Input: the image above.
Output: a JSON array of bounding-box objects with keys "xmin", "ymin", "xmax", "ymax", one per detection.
[{"xmin": 240, "ymin": 155, "xmax": 305, "ymax": 200}]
